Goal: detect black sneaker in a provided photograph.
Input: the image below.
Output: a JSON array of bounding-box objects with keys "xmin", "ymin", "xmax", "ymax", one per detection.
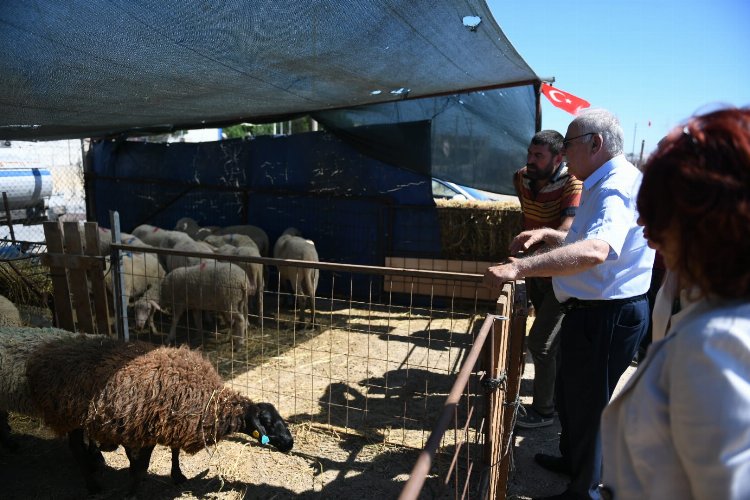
[{"xmin": 516, "ymin": 405, "xmax": 554, "ymax": 429}]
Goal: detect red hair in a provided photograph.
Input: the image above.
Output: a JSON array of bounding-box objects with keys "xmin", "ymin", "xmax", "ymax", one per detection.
[{"xmin": 637, "ymin": 108, "xmax": 750, "ymax": 299}]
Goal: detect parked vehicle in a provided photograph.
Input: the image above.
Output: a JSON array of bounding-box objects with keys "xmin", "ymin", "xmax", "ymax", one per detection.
[
  {"xmin": 432, "ymin": 178, "xmax": 515, "ymax": 202},
  {"xmin": 0, "ymin": 167, "xmax": 52, "ymax": 224}
]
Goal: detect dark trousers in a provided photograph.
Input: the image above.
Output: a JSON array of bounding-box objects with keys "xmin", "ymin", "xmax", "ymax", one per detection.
[
  {"xmin": 526, "ymin": 277, "xmax": 564, "ymax": 415},
  {"xmin": 556, "ymin": 296, "xmax": 649, "ymax": 500}
]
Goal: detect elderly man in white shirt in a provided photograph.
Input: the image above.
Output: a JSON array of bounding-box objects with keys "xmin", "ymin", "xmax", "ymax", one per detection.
[{"xmin": 484, "ymin": 108, "xmax": 654, "ymax": 500}]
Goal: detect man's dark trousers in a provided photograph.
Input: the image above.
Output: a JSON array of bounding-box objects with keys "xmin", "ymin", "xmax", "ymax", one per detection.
[{"xmin": 555, "ymin": 296, "xmax": 649, "ymax": 499}]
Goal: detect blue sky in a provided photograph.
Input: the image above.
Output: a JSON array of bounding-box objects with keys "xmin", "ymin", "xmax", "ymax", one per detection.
[{"xmin": 486, "ymin": 0, "xmax": 750, "ymax": 157}]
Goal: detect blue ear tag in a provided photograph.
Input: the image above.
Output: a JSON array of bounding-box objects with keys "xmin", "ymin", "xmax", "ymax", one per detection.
[{"xmin": 261, "ymin": 435, "xmax": 270, "ymax": 445}]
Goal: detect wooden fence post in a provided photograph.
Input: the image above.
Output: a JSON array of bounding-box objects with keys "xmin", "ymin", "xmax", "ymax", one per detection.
[{"xmin": 42, "ymin": 220, "xmax": 110, "ymax": 335}]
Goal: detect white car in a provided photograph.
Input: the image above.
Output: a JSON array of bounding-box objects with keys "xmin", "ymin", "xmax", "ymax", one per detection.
[{"xmin": 432, "ymin": 178, "xmax": 516, "ymax": 202}]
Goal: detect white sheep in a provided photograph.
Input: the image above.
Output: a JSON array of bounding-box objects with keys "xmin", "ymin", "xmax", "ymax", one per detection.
[
  {"xmin": 96, "ymin": 227, "xmax": 147, "ymax": 255},
  {"xmin": 160, "ymin": 261, "xmax": 252, "ymax": 346},
  {"xmin": 104, "ymin": 251, "xmax": 166, "ymax": 308},
  {"xmin": 164, "ymin": 239, "xmax": 216, "ymax": 272},
  {"xmin": 131, "ymin": 223, "xmax": 167, "ymax": 246},
  {"xmin": 104, "ymin": 251, "xmax": 166, "ymax": 336},
  {"xmin": 217, "ymin": 225, "xmax": 270, "ymax": 256},
  {"xmin": 215, "ymin": 244, "xmax": 264, "ymax": 321},
  {"xmin": 203, "ymin": 232, "xmax": 259, "ymax": 250},
  {"xmin": 132, "ymin": 224, "xmax": 194, "ymax": 249},
  {"xmin": 172, "ymin": 218, "xmax": 270, "ymax": 255},
  {"xmin": 273, "ymin": 227, "xmax": 319, "ymax": 328},
  {"xmin": 132, "ymin": 284, "xmax": 162, "ymax": 335},
  {"xmin": 173, "ymin": 217, "xmax": 220, "ymax": 240}
]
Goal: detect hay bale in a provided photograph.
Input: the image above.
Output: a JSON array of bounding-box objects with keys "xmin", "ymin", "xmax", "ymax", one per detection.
[
  {"xmin": 435, "ymin": 200, "xmax": 522, "ymax": 262},
  {"xmin": 0, "ymin": 260, "xmax": 52, "ymax": 307}
]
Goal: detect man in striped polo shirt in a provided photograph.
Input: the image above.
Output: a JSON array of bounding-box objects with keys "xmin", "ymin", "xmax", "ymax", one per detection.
[{"xmin": 513, "ymin": 130, "xmax": 582, "ymax": 429}]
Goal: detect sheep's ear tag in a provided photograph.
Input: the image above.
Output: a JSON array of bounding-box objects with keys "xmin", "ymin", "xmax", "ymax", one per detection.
[{"xmin": 252, "ymin": 430, "xmax": 269, "ymax": 445}]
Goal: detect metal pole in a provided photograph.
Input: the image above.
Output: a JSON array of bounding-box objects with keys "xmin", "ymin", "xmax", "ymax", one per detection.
[
  {"xmin": 2, "ymin": 192, "xmax": 16, "ymax": 244},
  {"xmin": 638, "ymin": 139, "xmax": 646, "ymax": 168},
  {"xmin": 110, "ymin": 210, "xmax": 130, "ymax": 342},
  {"xmin": 399, "ymin": 313, "xmax": 503, "ymax": 499}
]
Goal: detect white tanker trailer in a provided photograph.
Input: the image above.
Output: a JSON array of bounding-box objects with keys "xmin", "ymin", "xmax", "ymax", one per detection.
[{"xmin": 0, "ymin": 167, "xmax": 53, "ymax": 224}]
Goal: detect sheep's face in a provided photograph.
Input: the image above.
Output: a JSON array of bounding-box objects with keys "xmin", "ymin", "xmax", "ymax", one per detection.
[
  {"xmin": 133, "ymin": 298, "xmax": 160, "ymax": 330},
  {"xmin": 133, "ymin": 301, "xmax": 150, "ymax": 330},
  {"xmin": 246, "ymin": 402, "xmax": 294, "ymax": 453}
]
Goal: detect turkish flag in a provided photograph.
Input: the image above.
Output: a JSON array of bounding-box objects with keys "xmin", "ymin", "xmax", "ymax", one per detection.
[{"xmin": 541, "ymin": 83, "xmax": 590, "ymax": 115}]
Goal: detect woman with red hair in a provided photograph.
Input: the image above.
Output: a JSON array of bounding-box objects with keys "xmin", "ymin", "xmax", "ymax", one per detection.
[{"xmin": 600, "ymin": 107, "xmax": 750, "ymax": 499}]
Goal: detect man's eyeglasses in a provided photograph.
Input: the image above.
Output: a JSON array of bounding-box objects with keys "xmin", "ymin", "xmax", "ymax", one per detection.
[{"xmin": 562, "ymin": 132, "xmax": 594, "ymax": 148}]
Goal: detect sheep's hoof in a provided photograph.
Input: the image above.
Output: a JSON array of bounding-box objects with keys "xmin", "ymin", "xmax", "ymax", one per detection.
[
  {"xmin": 87, "ymin": 448, "xmax": 106, "ymax": 472},
  {"xmin": 171, "ymin": 470, "xmax": 188, "ymax": 484}
]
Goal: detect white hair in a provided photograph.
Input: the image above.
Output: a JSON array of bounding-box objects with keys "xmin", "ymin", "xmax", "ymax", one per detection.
[{"xmin": 574, "ymin": 108, "xmax": 624, "ymax": 157}]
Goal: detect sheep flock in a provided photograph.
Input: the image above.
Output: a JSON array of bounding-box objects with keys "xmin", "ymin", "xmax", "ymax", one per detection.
[{"xmin": 104, "ymin": 218, "xmax": 321, "ymax": 345}]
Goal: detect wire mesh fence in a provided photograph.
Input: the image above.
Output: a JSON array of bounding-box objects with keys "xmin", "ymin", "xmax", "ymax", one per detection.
[
  {"xmin": 111, "ymin": 243, "xmax": 491, "ymax": 446},
  {"xmin": 4, "ymin": 206, "xmax": 525, "ymax": 498},
  {"xmin": 96, "ymin": 239, "xmax": 523, "ymax": 498}
]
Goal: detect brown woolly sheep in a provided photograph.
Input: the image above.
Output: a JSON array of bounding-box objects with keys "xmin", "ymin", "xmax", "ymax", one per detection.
[
  {"xmin": 0, "ymin": 327, "xmax": 89, "ymax": 451},
  {"xmin": 26, "ymin": 336, "xmax": 293, "ymax": 496}
]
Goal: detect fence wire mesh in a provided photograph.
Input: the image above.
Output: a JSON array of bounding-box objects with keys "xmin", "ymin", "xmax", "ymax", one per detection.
[{"xmin": 100, "ymin": 241, "xmax": 507, "ymax": 497}]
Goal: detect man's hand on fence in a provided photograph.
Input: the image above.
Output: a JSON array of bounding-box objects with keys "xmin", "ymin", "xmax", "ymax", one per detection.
[
  {"xmin": 509, "ymin": 229, "xmax": 547, "ymax": 255},
  {"xmin": 483, "ymin": 258, "xmax": 520, "ymax": 291}
]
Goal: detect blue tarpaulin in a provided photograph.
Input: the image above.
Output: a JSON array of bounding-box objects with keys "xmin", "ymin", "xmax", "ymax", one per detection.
[{"xmin": 91, "ymin": 130, "xmax": 443, "ymax": 271}]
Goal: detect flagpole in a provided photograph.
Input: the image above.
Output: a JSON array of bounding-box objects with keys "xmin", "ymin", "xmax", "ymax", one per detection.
[{"xmin": 638, "ymin": 139, "xmax": 645, "ymax": 168}]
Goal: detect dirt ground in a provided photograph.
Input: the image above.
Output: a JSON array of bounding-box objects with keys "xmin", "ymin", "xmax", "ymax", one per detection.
[
  {"xmin": 1, "ymin": 301, "xmax": 475, "ymax": 499},
  {"xmin": 2, "ymin": 305, "xmax": 635, "ymax": 499}
]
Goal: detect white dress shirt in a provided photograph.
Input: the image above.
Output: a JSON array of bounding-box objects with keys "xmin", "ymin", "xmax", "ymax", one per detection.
[{"xmin": 553, "ymin": 154, "xmax": 654, "ymax": 302}]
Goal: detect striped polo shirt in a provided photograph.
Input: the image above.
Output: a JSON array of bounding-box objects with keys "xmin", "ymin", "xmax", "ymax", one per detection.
[{"xmin": 513, "ymin": 163, "xmax": 582, "ymax": 230}]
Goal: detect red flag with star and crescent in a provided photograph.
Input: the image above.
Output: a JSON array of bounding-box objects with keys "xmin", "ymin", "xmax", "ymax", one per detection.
[{"xmin": 541, "ymin": 83, "xmax": 590, "ymax": 115}]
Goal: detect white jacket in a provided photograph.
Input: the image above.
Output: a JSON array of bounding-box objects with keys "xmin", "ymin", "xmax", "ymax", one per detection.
[{"xmin": 601, "ymin": 298, "xmax": 750, "ymax": 500}]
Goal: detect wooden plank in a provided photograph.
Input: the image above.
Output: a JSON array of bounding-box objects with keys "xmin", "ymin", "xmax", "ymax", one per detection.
[
  {"xmin": 84, "ymin": 222, "xmax": 111, "ymax": 336},
  {"xmin": 63, "ymin": 221, "xmax": 95, "ymax": 335},
  {"xmin": 43, "ymin": 221, "xmax": 75, "ymax": 331},
  {"xmin": 43, "ymin": 253, "xmax": 104, "ymax": 270},
  {"xmin": 487, "ymin": 289, "xmax": 511, "ymax": 500},
  {"xmin": 496, "ymin": 282, "xmax": 528, "ymax": 500}
]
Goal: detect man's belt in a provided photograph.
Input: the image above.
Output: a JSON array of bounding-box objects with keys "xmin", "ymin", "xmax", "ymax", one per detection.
[{"xmin": 560, "ymin": 294, "xmax": 647, "ymax": 314}]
